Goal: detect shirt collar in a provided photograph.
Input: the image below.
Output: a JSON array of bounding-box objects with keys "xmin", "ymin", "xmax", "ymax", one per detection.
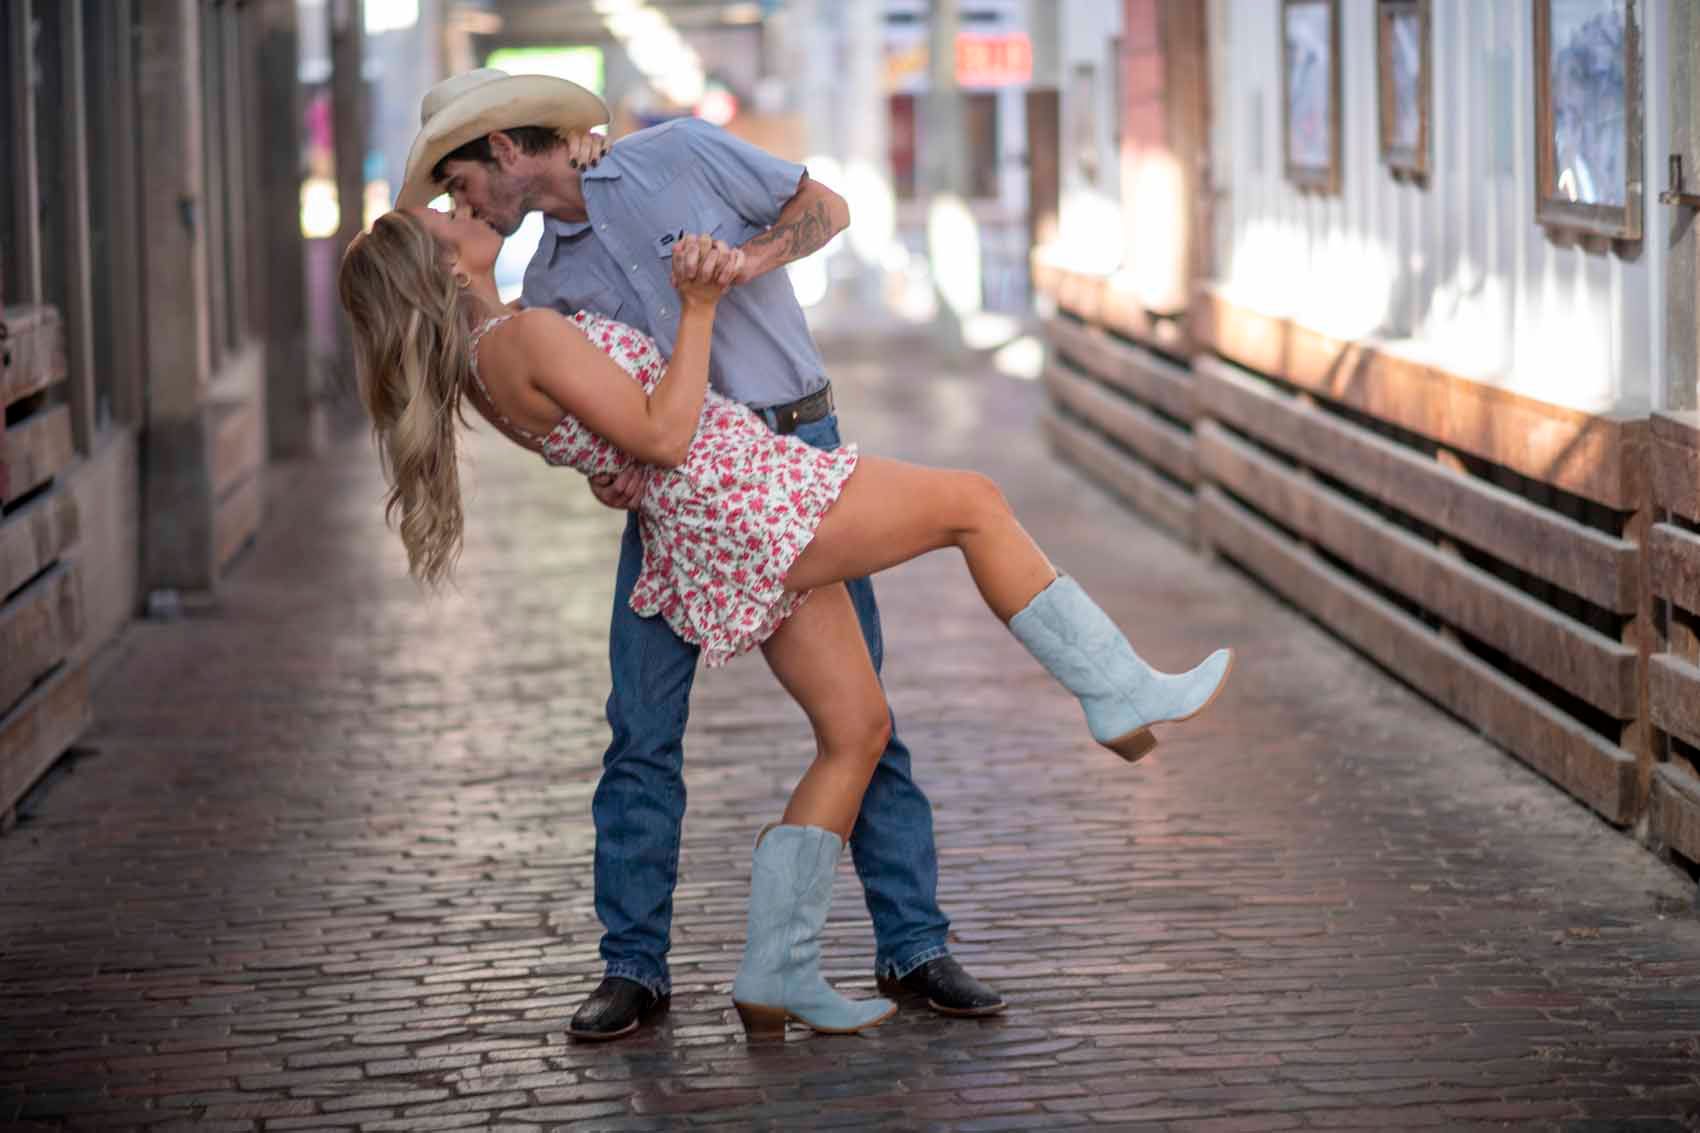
[
  {"xmin": 546, "ymin": 215, "xmax": 592, "ymax": 239},
  {"xmin": 541, "ymin": 157, "xmax": 624, "ymax": 240}
]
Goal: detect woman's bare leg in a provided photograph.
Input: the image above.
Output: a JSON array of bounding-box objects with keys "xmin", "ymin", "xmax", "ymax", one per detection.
[
  {"xmin": 785, "ymin": 456, "xmax": 1234, "ymax": 764},
  {"xmin": 735, "ymin": 583, "xmax": 898, "ymax": 1040},
  {"xmin": 785, "ymin": 456, "xmax": 1056, "ymax": 621},
  {"xmin": 758, "ymin": 582, "xmax": 892, "ymax": 838}
]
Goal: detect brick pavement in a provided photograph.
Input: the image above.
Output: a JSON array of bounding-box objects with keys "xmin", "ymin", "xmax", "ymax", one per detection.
[{"xmin": 4, "ymin": 327, "xmax": 1700, "ymax": 1132}]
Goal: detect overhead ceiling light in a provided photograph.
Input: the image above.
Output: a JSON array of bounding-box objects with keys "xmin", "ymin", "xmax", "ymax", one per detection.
[
  {"xmin": 608, "ymin": 7, "xmax": 667, "ymax": 39},
  {"xmin": 364, "ymin": 0, "xmax": 419, "ymax": 35},
  {"xmin": 598, "ymin": 0, "xmax": 708, "ymax": 108}
]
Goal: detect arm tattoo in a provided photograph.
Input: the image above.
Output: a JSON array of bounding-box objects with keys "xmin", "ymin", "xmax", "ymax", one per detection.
[{"xmin": 744, "ymin": 200, "xmax": 833, "ymax": 264}]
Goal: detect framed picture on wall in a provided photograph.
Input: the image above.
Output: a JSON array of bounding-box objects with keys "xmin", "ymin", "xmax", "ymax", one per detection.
[
  {"xmin": 1282, "ymin": 0, "xmax": 1341, "ymax": 193},
  {"xmin": 1533, "ymin": 0, "xmax": 1642, "ymax": 239},
  {"xmin": 1377, "ymin": 0, "xmax": 1429, "ymax": 180},
  {"xmin": 1068, "ymin": 62, "xmax": 1100, "ymax": 186}
]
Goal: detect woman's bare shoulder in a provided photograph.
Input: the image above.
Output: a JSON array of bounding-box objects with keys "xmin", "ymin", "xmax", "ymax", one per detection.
[
  {"xmin": 499, "ymin": 308, "xmax": 593, "ymax": 358},
  {"xmin": 506, "ymin": 306, "xmax": 581, "ymax": 334},
  {"xmin": 497, "ymin": 310, "xmax": 621, "ymax": 413}
]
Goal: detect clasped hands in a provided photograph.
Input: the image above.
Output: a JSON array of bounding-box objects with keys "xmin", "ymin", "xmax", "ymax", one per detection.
[{"xmin": 588, "ymin": 231, "xmax": 744, "ymax": 511}]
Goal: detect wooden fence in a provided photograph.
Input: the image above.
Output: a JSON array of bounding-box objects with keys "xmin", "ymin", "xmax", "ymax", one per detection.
[
  {"xmin": 0, "ymin": 304, "xmax": 91, "ymax": 825},
  {"xmin": 1037, "ymin": 267, "xmax": 1699, "ymax": 857},
  {"xmin": 1647, "ymin": 413, "xmax": 1700, "ymax": 859},
  {"xmin": 1034, "ymin": 258, "xmax": 1202, "ymax": 545}
]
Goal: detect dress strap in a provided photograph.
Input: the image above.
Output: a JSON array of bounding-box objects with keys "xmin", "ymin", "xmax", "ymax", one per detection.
[{"xmin": 467, "ymin": 313, "xmax": 540, "ymax": 441}]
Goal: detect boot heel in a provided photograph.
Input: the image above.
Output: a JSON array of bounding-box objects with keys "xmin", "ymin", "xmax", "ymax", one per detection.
[
  {"xmin": 1104, "ymin": 727, "xmax": 1157, "ymax": 762},
  {"xmin": 734, "ymin": 1001, "xmax": 788, "ymax": 1041}
]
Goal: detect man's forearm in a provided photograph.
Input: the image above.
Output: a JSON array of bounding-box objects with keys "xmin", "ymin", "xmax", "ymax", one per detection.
[{"xmin": 738, "ymin": 179, "xmax": 848, "ymax": 281}]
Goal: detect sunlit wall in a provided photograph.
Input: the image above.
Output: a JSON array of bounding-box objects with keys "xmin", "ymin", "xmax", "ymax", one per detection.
[
  {"xmin": 1051, "ymin": 0, "xmax": 1126, "ymax": 276},
  {"xmin": 1209, "ymin": 0, "xmax": 1672, "ymax": 414}
]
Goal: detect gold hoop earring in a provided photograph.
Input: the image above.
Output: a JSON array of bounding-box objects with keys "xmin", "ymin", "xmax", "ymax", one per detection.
[{"xmin": 453, "ymin": 272, "xmax": 471, "ymax": 290}]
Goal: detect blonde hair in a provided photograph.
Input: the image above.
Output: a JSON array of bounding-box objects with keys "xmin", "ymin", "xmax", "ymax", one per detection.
[{"xmin": 337, "ymin": 211, "xmax": 478, "ymax": 588}]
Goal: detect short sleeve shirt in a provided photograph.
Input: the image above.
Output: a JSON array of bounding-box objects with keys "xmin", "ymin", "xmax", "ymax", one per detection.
[{"xmin": 521, "ymin": 117, "xmax": 826, "ymax": 408}]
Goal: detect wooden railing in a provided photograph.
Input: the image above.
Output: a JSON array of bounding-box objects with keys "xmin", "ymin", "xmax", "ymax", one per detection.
[
  {"xmin": 1034, "ymin": 257, "xmax": 1202, "ymax": 544},
  {"xmin": 0, "ymin": 304, "xmax": 91, "ymax": 826},
  {"xmin": 1647, "ymin": 413, "xmax": 1700, "ymax": 861},
  {"xmin": 1187, "ymin": 288, "xmax": 1651, "ymax": 826},
  {"xmin": 1035, "ymin": 265, "xmax": 1700, "ymax": 853}
]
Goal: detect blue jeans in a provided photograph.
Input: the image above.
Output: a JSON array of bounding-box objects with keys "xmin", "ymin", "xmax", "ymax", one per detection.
[{"xmin": 592, "ymin": 412, "xmax": 951, "ymax": 996}]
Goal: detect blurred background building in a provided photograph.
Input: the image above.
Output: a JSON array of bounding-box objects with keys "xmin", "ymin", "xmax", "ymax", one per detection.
[{"xmin": 3, "ymin": 0, "xmax": 1700, "ymax": 871}]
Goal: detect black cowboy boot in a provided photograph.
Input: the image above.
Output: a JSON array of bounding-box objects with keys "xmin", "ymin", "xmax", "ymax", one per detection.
[
  {"xmin": 876, "ymin": 955, "xmax": 1006, "ymax": 1018},
  {"xmin": 567, "ymin": 977, "xmax": 670, "ymax": 1041}
]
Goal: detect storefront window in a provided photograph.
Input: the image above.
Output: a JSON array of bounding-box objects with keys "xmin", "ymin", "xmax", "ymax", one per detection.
[
  {"xmin": 202, "ymin": 0, "xmax": 254, "ymax": 367},
  {"xmin": 83, "ymin": 0, "xmax": 140, "ymax": 432},
  {"xmin": 0, "ymin": 1, "xmax": 146, "ymax": 441},
  {"xmin": 890, "ymin": 92, "xmax": 1001, "ymax": 202}
]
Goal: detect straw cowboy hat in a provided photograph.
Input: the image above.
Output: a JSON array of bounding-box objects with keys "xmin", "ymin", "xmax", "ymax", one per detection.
[{"xmin": 395, "ymin": 69, "xmax": 609, "ymax": 209}]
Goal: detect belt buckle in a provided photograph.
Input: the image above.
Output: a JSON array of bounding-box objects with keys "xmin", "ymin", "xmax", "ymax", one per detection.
[{"xmin": 767, "ymin": 386, "xmax": 826, "ymax": 435}]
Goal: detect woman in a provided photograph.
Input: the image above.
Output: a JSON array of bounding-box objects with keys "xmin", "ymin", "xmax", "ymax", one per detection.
[{"xmin": 338, "ymin": 207, "xmax": 1234, "ymax": 1041}]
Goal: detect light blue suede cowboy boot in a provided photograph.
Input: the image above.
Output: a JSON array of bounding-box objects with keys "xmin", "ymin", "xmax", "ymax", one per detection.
[
  {"xmin": 1008, "ymin": 574, "xmax": 1234, "ymax": 762},
  {"xmin": 730, "ymin": 824, "xmax": 896, "ymax": 1041}
]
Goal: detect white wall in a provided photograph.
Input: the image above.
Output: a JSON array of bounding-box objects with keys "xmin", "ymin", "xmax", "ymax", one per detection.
[
  {"xmin": 1209, "ymin": 0, "xmax": 1670, "ymax": 414},
  {"xmin": 1053, "ymin": 0, "xmax": 1126, "ymax": 274},
  {"xmin": 365, "ymin": 0, "xmax": 446, "ymax": 199}
]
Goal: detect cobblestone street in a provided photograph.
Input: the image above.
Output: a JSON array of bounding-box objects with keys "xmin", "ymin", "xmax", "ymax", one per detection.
[{"xmin": 5, "ymin": 329, "xmax": 1700, "ymax": 1132}]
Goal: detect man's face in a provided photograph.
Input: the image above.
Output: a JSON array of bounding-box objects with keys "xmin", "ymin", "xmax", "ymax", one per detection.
[
  {"xmin": 438, "ymin": 158, "xmax": 529, "ymax": 238},
  {"xmin": 408, "ymin": 206, "xmax": 503, "ymax": 274}
]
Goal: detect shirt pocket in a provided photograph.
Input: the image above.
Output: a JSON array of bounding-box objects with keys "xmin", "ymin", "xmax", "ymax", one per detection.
[
  {"xmin": 654, "ymin": 210, "xmax": 728, "ymax": 260},
  {"xmin": 570, "ymin": 276, "xmax": 626, "ymax": 322}
]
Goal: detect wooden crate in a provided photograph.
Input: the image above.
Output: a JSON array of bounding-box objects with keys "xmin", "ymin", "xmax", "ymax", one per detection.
[
  {"xmin": 1192, "ymin": 288, "xmax": 1649, "ymax": 826},
  {"xmin": 0, "ymin": 303, "xmax": 90, "ymax": 822},
  {"xmin": 1647, "ymin": 411, "xmax": 1700, "ymax": 862}
]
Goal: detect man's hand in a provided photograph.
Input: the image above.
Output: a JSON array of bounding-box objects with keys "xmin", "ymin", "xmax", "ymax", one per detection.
[
  {"xmin": 563, "ymin": 130, "xmax": 611, "ymax": 170},
  {"xmin": 589, "ymin": 467, "xmax": 646, "ymax": 511},
  {"xmin": 671, "ymin": 233, "xmax": 745, "ymax": 305}
]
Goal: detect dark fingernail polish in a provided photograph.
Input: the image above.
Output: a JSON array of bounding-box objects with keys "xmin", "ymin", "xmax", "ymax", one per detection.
[{"xmin": 570, "ymin": 159, "xmax": 579, "ymax": 169}]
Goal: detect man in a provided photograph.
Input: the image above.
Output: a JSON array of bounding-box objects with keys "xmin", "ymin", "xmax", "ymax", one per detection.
[{"xmin": 398, "ymin": 70, "xmax": 1003, "ymax": 1040}]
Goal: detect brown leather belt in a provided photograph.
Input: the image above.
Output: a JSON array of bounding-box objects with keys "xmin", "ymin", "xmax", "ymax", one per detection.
[{"xmin": 758, "ymin": 383, "xmax": 834, "ymax": 435}]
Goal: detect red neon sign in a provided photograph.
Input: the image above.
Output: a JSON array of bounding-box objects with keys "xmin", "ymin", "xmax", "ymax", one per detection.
[{"xmin": 955, "ymin": 33, "xmax": 1032, "ymax": 87}]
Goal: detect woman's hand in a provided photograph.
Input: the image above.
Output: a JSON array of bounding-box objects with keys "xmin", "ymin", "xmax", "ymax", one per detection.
[
  {"xmin": 562, "ymin": 130, "xmax": 610, "ymax": 170},
  {"xmin": 671, "ymin": 233, "xmax": 745, "ymax": 307}
]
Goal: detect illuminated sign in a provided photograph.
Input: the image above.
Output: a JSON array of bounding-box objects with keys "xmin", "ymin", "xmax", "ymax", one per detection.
[
  {"xmin": 956, "ymin": 34, "xmax": 1032, "ymax": 87},
  {"xmin": 884, "ymin": 32, "xmax": 1033, "ymax": 92}
]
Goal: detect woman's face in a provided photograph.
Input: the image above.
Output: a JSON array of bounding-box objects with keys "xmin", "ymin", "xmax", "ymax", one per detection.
[{"xmin": 408, "ymin": 206, "xmax": 503, "ymax": 277}]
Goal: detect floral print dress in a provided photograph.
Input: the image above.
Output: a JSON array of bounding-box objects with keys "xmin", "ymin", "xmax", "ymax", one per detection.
[{"xmin": 469, "ymin": 310, "xmax": 859, "ymax": 668}]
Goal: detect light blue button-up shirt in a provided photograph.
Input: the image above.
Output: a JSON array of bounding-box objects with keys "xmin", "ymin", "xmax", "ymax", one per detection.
[{"xmin": 521, "ymin": 116, "xmax": 826, "ymax": 409}]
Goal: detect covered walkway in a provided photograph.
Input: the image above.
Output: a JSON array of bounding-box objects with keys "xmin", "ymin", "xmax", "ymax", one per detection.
[{"xmin": 4, "ymin": 330, "xmax": 1700, "ymax": 1131}]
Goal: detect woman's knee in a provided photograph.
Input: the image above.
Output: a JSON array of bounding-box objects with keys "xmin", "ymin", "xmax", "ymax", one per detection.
[
  {"xmin": 821, "ymin": 698, "xmax": 892, "ymax": 764},
  {"xmin": 853, "ymin": 705, "xmax": 893, "ymax": 761},
  {"xmin": 867, "ymin": 710, "xmax": 894, "ymax": 758},
  {"xmin": 950, "ymin": 470, "xmax": 1011, "ymax": 534}
]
